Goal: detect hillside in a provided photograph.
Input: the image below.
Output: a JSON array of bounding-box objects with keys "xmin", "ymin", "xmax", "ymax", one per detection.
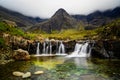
[
  {"xmin": 0, "ymin": 6, "xmax": 44, "ymax": 29},
  {"xmin": 72, "ymin": 7, "xmax": 120, "ymax": 29}
]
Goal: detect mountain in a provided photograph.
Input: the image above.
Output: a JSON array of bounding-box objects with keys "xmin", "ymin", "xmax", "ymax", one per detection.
[
  {"xmin": 0, "ymin": 6, "xmax": 44, "ymax": 29},
  {"xmin": 30, "ymin": 8, "xmax": 77, "ymax": 33},
  {"xmin": 72, "ymin": 7, "xmax": 120, "ymax": 29}
]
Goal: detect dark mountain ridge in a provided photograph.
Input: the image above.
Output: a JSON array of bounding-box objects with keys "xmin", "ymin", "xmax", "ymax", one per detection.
[
  {"xmin": 0, "ymin": 6, "xmax": 44, "ymax": 29},
  {"xmin": 0, "ymin": 5, "xmax": 120, "ymax": 32},
  {"xmin": 72, "ymin": 7, "xmax": 120, "ymax": 29}
]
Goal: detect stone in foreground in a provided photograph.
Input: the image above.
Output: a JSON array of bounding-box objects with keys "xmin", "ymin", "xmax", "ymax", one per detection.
[
  {"xmin": 13, "ymin": 71, "xmax": 24, "ymax": 77},
  {"xmin": 22, "ymin": 72, "xmax": 31, "ymax": 78},
  {"xmin": 13, "ymin": 49, "xmax": 30, "ymax": 60},
  {"xmin": 34, "ymin": 71, "xmax": 44, "ymax": 75}
]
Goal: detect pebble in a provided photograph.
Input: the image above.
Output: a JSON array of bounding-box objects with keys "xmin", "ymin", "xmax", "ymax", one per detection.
[
  {"xmin": 13, "ymin": 71, "xmax": 24, "ymax": 77},
  {"xmin": 22, "ymin": 72, "xmax": 31, "ymax": 78},
  {"xmin": 34, "ymin": 71, "xmax": 44, "ymax": 75}
]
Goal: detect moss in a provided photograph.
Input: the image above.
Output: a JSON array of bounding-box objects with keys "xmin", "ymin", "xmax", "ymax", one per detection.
[
  {"xmin": 96, "ymin": 19, "xmax": 120, "ymax": 40},
  {"xmin": 39, "ymin": 29, "xmax": 97, "ymax": 40}
]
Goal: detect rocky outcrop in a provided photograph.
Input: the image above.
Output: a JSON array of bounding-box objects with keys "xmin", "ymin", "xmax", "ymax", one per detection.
[
  {"xmin": 13, "ymin": 49, "xmax": 30, "ymax": 60},
  {"xmin": 64, "ymin": 40, "xmax": 76, "ymax": 53},
  {"xmin": 91, "ymin": 40, "xmax": 120, "ymax": 59}
]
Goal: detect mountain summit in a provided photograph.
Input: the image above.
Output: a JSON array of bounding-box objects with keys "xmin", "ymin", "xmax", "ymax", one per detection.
[
  {"xmin": 52, "ymin": 8, "xmax": 70, "ymax": 18},
  {"xmin": 30, "ymin": 8, "xmax": 77, "ymax": 33}
]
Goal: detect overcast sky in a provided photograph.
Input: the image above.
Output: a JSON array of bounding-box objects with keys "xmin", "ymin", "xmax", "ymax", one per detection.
[{"xmin": 0, "ymin": 0, "xmax": 120, "ymax": 18}]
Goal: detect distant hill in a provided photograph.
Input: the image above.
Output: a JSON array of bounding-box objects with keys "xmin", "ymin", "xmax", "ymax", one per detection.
[
  {"xmin": 30, "ymin": 8, "xmax": 77, "ymax": 33},
  {"xmin": 1, "ymin": 6, "xmax": 120, "ymax": 32},
  {"xmin": 72, "ymin": 7, "xmax": 120, "ymax": 29},
  {"xmin": 0, "ymin": 6, "xmax": 45, "ymax": 29}
]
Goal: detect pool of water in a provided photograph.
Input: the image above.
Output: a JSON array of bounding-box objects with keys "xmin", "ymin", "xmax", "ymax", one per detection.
[{"xmin": 0, "ymin": 56, "xmax": 120, "ymax": 80}]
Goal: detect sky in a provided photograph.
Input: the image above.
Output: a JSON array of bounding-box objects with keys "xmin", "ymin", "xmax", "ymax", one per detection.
[{"xmin": 0, "ymin": 0, "xmax": 120, "ymax": 18}]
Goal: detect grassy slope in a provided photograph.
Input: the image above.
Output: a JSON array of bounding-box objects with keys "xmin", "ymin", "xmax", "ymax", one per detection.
[
  {"xmin": 96, "ymin": 18, "xmax": 120, "ymax": 40},
  {"xmin": 40, "ymin": 29, "xmax": 97, "ymax": 40}
]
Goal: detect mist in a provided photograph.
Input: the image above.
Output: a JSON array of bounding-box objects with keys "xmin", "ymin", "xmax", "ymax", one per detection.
[{"xmin": 0, "ymin": 0, "xmax": 120, "ymax": 18}]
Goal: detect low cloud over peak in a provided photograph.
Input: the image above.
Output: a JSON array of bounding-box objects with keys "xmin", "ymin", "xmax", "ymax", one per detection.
[{"xmin": 0, "ymin": 0, "xmax": 120, "ymax": 18}]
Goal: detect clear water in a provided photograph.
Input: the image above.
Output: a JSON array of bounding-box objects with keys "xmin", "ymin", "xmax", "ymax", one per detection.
[{"xmin": 0, "ymin": 56, "xmax": 120, "ymax": 80}]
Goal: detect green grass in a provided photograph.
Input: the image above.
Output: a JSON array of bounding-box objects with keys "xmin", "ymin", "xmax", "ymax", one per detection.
[
  {"xmin": 96, "ymin": 18, "xmax": 120, "ymax": 40},
  {"xmin": 40, "ymin": 29, "xmax": 97, "ymax": 40},
  {"xmin": 0, "ymin": 21, "xmax": 97, "ymax": 40},
  {"xmin": 0, "ymin": 21, "xmax": 38, "ymax": 40}
]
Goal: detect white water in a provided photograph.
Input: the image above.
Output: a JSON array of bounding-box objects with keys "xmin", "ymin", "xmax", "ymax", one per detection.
[
  {"xmin": 50, "ymin": 41, "xmax": 52, "ymax": 55},
  {"xmin": 42, "ymin": 40, "xmax": 53, "ymax": 55},
  {"xmin": 36, "ymin": 43, "xmax": 40, "ymax": 55},
  {"xmin": 56, "ymin": 41, "xmax": 67, "ymax": 55},
  {"xmin": 45, "ymin": 46, "xmax": 49, "ymax": 54},
  {"xmin": 67, "ymin": 42, "xmax": 90, "ymax": 57}
]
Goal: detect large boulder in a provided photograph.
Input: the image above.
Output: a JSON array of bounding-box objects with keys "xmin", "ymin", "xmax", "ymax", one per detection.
[
  {"xmin": 91, "ymin": 40, "xmax": 120, "ymax": 59},
  {"xmin": 13, "ymin": 49, "xmax": 30, "ymax": 60}
]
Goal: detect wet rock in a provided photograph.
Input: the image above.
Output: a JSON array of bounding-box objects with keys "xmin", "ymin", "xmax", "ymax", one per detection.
[
  {"xmin": 13, "ymin": 49, "xmax": 30, "ymax": 60},
  {"xmin": 13, "ymin": 71, "xmax": 24, "ymax": 77},
  {"xmin": 22, "ymin": 72, "xmax": 31, "ymax": 78},
  {"xmin": 91, "ymin": 40, "xmax": 120, "ymax": 59},
  {"xmin": 64, "ymin": 40, "xmax": 76, "ymax": 53},
  {"xmin": 34, "ymin": 71, "xmax": 44, "ymax": 75}
]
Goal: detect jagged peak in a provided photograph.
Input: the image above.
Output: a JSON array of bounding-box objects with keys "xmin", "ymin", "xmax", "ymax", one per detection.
[
  {"xmin": 52, "ymin": 8, "xmax": 70, "ymax": 18},
  {"xmin": 57, "ymin": 8, "xmax": 66, "ymax": 13}
]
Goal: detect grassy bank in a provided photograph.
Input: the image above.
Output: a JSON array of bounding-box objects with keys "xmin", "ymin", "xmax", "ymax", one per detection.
[{"xmin": 40, "ymin": 29, "xmax": 97, "ymax": 40}]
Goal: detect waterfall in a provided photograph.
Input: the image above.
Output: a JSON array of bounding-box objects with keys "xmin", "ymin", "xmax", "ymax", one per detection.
[
  {"xmin": 49, "ymin": 41, "xmax": 52, "ymax": 55},
  {"xmin": 87, "ymin": 42, "xmax": 95, "ymax": 57},
  {"xmin": 42, "ymin": 40, "xmax": 52, "ymax": 55},
  {"xmin": 45, "ymin": 46, "xmax": 49, "ymax": 54},
  {"xmin": 36, "ymin": 43, "xmax": 40, "ymax": 55},
  {"xmin": 56, "ymin": 41, "xmax": 67, "ymax": 55},
  {"xmin": 58, "ymin": 41, "xmax": 65, "ymax": 54},
  {"xmin": 67, "ymin": 42, "xmax": 92, "ymax": 57},
  {"xmin": 78, "ymin": 42, "xmax": 89, "ymax": 57},
  {"xmin": 74, "ymin": 43, "xmax": 82, "ymax": 52}
]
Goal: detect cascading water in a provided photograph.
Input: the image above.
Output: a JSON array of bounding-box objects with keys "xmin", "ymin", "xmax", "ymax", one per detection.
[
  {"xmin": 49, "ymin": 41, "xmax": 52, "ymax": 55},
  {"xmin": 58, "ymin": 41, "xmax": 65, "ymax": 54},
  {"xmin": 56, "ymin": 41, "xmax": 67, "ymax": 55},
  {"xmin": 42, "ymin": 40, "xmax": 53, "ymax": 55},
  {"xmin": 87, "ymin": 42, "xmax": 95, "ymax": 57},
  {"xmin": 67, "ymin": 42, "xmax": 92, "ymax": 57},
  {"xmin": 45, "ymin": 46, "xmax": 49, "ymax": 54},
  {"xmin": 36, "ymin": 43, "xmax": 40, "ymax": 55},
  {"xmin": 74, "ymin": 43, "xmax": 82, "ymax": 52},
  {"xmin": 78, "ymin": 42, "xmax": 89, "ymax": 56}
]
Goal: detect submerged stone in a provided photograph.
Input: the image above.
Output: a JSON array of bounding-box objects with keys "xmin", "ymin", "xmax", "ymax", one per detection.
[
  {"xmin": 34, "ymin": 71, "xmax": 44, "ymax": 75},
  {"xmin": 12, "ymin": 71, "xmax": 24, "ymax": 77},
  {"xmin": 22, "ymin": 72, "xmax": 31, "ymax": 78}
]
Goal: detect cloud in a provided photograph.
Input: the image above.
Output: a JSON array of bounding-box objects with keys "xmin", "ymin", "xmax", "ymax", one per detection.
[{"xmin": 0, "ymin": 0, "xmax": 120, "ymax": 18}]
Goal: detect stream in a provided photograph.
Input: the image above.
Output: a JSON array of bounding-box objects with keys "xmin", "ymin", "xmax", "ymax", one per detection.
[{"xmin": 0, "ymin": 56, "xmax": 120, "ymax": 80}]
